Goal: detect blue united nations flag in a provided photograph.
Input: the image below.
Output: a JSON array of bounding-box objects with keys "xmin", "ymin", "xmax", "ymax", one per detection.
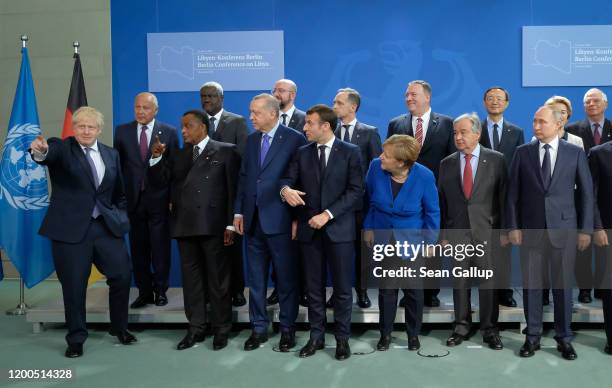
[{"xmin": 0, "ymin": 46, "xmax": 53, "ymax": 287}]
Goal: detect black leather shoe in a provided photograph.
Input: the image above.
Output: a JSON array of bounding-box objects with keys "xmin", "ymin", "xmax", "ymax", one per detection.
[
  {"xmin": 278, "ymin": 332, "xmax": 296, "ymax": 352},
  {"xmin": 232, "ymin": 292, "xmax": 246, "ymax": 307},
  {"xmin": 557, "ymin": 342, "xmax": 577, "ymax": 360},
  {"xmin": 266, "ymin": 289, "xmax": 279, "ymax": 306},
  {"xmin": 299, "ymin": 294, "xmax": 309, "ymax": 307},
  {"xmin": 326, "ymin": 294, "xmax": 334, "ymax": 308},
  {"xmin": 425, "ymin": 295, "xmax": 440, "ymax": 307},
  {"xmin": 543, "ymin": 290, "xmax": 550, "ymax": 306},
  {"xmin": 244, "ymin": 332, "xmax": 268, "ymax": 351},
  {"xmin": 177, "ymin": 332, "xmax": 205, "ymax": 350},
  {"xmin": 408, "ymin": 336, "xmax": 420, "ymax": 351},
  {"xmin": 483, "ymin": 334, "xmax": 503, "ymax": 350},
  {"xmin": 213, "ymin": 334, "xmax": 228, "ymax": 350},
  {"xmin": 299, "ymin": 339, "xmax": 325, "ymax": 358},
  {"xmin": 519, "ymin": 340, "xmax": 540, "ymax": 357},
  {"xmin": 605, "ymin": 343, "xmax": 612, "ymax": 355},
  {"xmin": 65, "ymin": 343, "xmax": 83, "ymax": 358},
  {"xmin": 154, "ymin": 291, "xmax": 168, "ymax": 306},
  {"xmin": 499, "ymin": 295, "xmax": 517, "ymax": 308},
  {"xmin": 578, "ymin": 290, "xmax": 592, "ymax": 304},
  {"xmin": 335, "ymin": 339, "xmax": 351, "ymax": 360},
  {"xmin": 130, "ymin": 293, "xmax": 154, "ymax": 309},
  {"xmin": 109, "ymin": 329, "xmax": 137, "ymax": 345},
  {"xmin": 446, "ymin": 333, "xmax": 465, "ymax": 347},
  {"xmin": 377, "ymin": 335, "xmax": 391, "ymax": 351},
  {"xmin": 356, "ymin": 290, "xmax": 372, "ymax": 308}
]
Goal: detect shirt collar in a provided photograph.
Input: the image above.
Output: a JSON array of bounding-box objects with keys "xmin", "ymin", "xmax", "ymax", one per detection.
[
  {"xmin": 463, "ymin": 143, "xmax": 481, "ymax": 159},
  {"xmin": 319, "ymin": 136, "xmax": 336, "ymax": 149},
  {"xmin": 414, "ymin": 108, "xmax": 431, "ymax": 122},
  {"xmin": 340, "ymin": 118, "xmax": 357, "ymax": 127},
  {"xmin": 209, "ymin": 109, "xmax": 224, "ymax": 122},
  {"xmin": 539, "ymin": 135, "xmax": 559, "ymax": 150},
  {"xmin": 194, "ymin": 135, "xmax": 210, "ymax": 151},
  {"xmin": 487, "ymin": 116, "xmax": 503, "ymax": 129},
  {"xmin": 281, "ymin": 105, "xmax": 296, "ymax": 118},
  {"xmin": 80, "ymin": 140, "xmax": 99, "ymax": 153},
  {"xmin": 138, "ymin": 119, "xmax": 155, "ymax": 131},
  {"xmin": 264, "ymin": 122, "xmax": 280, "ymax": 139},
  {"xmin": 589, "ymin": 118, "xmax": 605, "ymax": 129}
]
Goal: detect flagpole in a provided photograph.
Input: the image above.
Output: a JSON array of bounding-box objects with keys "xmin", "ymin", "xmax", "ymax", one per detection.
[
  {"xmin": 73, "ymin": 40, "xmax": 80, "ymax": 54},
  {"xmin": 6, "ymin": 34, "xmax": 32, "ymax": 316}
]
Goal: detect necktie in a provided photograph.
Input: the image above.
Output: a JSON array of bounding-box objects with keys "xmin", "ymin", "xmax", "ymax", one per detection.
[
  {"xmin": 281, "ymin": 113, "xmax": 288, "ymax": 126},
  {"xmin": 415, "ymin": 117, "xmax": 423, "ymax": 145},
  {"xmin": 593, "ymin": 123, "xmax": 601, "ymax": 145},
  {"xmin": 209, "ymin": 117, "xmax": 216, "ymax": 135},
  {"xmin": 318, "ymin": 145, "xmax": 326, "ymax": 174},
  {"xmin": 84, "ymin": 147, "xmax": 101, "ymax": 218},
  {"xmin": 139, "ymin": 125, "xmax": 149, "ymax": 162},
  {"xmin": 192, "ymin": 145, "xmax": 200, "ymax": 163},
  {"xmin": 541, "ymin": 144, "xmax": 551, "ymax": 189},
  {"xmin": 342, "ymin": 124, "xmax": 351, "ymax": 142},
  {"xmin": 492, "ymin": 123, "xmax": 500, "ymax": 151},
  {"xmin": 260, "ymin": 134, "xmax": 270, "ymax": 166},
  {"xmin": 463, "ymin": 153, "xmax": 473, "ymax": 199}
]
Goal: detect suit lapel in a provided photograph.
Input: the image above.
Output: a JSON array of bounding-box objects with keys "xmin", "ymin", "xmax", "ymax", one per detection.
[
  {"xmin": 72, "ymin": 139, "xmax": 97, "ymax": 188},
  {"xmin": 421, "ymin": 113, "xmax": 439, "ymax": 153},
  {"xmin": 98, "ymin": 144, "xmax": 112, "ymax": 189},
  {"xmin": 471, "ymin": 149, "xmax": 488, "ymax": 197},
  {"xmin": 311, "ymin": 143, "xmax": 322, "ymax": 183},
  {"xmin": 528, "ymin": 141, "xmax": 546, "ymax": 189},
  {"xmin": 452, "ymin": 153, "xmax": 465, "ymax": 198},
  {"xmin": 260, "ymin": 128, "xmax": 286, "ymax": 172},
  {"xmin": 548, "ymin": 141, "xmax": 565, "ymax": 189},
  {"xmin": 352, "ymin": 122, "xmax": 364, "ymax": 145},
  {"xmin": 405, "ymin": 114, "xmax": 414, "ymax": 136},
  {"xmin": 480, "ymin": 120, "xmax": 492, "ymax": 149},
  {"xmin": 128, "ymin": 121, "xmax": 145, "ymax": 165},
  {"xmin": 323, "ymin": 140, "xmax": 340, "ymax": 183}
]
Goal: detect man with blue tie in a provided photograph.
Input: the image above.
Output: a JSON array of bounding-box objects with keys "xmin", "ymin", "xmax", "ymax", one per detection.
[
  {"xmin": 281, "ymin": 104, "xmax": 363, "ymax": 360},
  {"xmin": 114, "ymin": 92, "xmax": 178, "ymax": 308},
  {"xmin": 506, "ymin": 106, "xmax": 593, "ymax": 360},
  {"xmin": 233, "ymin": 94, "xmax": 306, "ymax": 352}
]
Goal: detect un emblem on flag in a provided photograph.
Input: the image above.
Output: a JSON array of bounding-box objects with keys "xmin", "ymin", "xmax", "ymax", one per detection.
[{"xmin": 0, "ymin": 123, "xmax": 49, "ymax": 210}]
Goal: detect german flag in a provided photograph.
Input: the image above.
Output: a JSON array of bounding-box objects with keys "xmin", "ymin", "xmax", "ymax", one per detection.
[{"xmin": 61, "ymin": 52, "xmax": 87, "ymax": 139}]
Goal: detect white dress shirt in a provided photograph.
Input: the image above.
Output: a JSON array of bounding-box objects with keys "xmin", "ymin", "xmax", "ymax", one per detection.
[
  {"xmin": 412, "ymin": 108, "xmax": 432, "ymax": 142},
  {"xmin": 539, "ymin": 136, "xmax": 559, "ymax": 176},
  {"xmin": 137, "ymin": 119, "xmax": 155, "ymax": 147},
  {"xmin": 339, "ymin": 118, "xmax": 357, "ymax": 141}
]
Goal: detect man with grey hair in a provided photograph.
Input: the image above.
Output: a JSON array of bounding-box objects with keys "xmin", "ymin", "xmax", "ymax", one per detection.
[
  {"xmin": 438, "ymin": 112, "xmax": 506, "ymax": 349},
  {"xmin": 328, "ymin": 87, "xmax": 382, "ymax": 308},
  {"xmin": 566, "ymin": 87, "xmax": 612, "ymax": 303},
  {"xmin": 272, "ymin": 78, "xmax": 305, "ymax": 132},
  {"xmin": 233, "ymin": 93, "xmax": 307, "ymax": 351},
  {"xmin": 114, "ymin": 92, "xmax": 178, "ymax": 309},
  {"xmin": 200, "ymin": 81, "xmax": 249, "ymax": 306},
  {"xmin": 387, "ymin": 79, "xmax": 456, "ymax": 307}
]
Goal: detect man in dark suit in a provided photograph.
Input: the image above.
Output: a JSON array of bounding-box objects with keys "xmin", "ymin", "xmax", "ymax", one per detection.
[
  {"xmin": 281, "ymin": 104, "xmax": 363, "ymax": 361},
  {"xmin": 387, "ymin": 79, "xmax": 455, "ymax": 307},
  {"xmin": 266, "ymin": 79, "xmax": 307, "ymax": 306},
  {"xmin": 148, "ymin": 110, "xmax": 240, "ymax": 351},
  {"xmin": 566, "ymin": 88, "xmax": 612, "ymax": 303},
  {"xmin": 114, "ymin": 92, "xmax": 178, "ymax": 308},
  {"xmin": 233, "ymin": 94, "xmax": 307, "ymax": 352},
  {"xmin": 330, "ymin": 87, "xmax": 382, "ymax": 308},
  {"xmin": 479, "ymin": 86, "xmax": 525, "ymax": 308},
  {"xmin": 200, "ymin": 81, "xmax": 248, "ymax": 306},
  {"xmin": 506, "ymin": 106, "xmax": 593, "ymax": 360},
  {"xmin": 438, "ymin": 113, "xmax": 506, "ymax": 350},
  {"xmin": 30, "ymin": 107, "xmax": 136, "ymax": 358},
  {"xmin": 588, "ymin": 141, "xmax": 612, "ymax": 354}
]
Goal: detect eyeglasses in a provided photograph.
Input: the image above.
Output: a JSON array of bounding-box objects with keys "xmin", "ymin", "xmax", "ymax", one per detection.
[{"xmin": 271, "ymin": 88, "xmax": 292, "ymax": 94}]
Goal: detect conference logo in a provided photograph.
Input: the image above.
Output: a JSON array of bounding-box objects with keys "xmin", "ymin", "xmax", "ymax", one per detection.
[{"xmin": 0, "ymin": 123, "xmax": 49, "ymax": 210}]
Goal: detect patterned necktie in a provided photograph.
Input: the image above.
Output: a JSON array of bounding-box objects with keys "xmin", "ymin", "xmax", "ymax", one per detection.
[
  {"xmin": 593, "ymin": 123, "xmax": 601, "ymax": 145},
  {"xmin": 463, "ymin": 153, "xmax": 473, "ymax": 199},
  {"xmin": 541, "ymin": 144, "xmax": 551, "ymax": 189},
  {"xmin": 209, "ymin": 117, "xmax": 216, "ymax": 135},
  {"xmin": 260, "ymin": 134, "xmax": 270, "ymax": 166},
  {"xmin": 192, "ymin": 145, "xmax": 200, "ymax": 164},
  {"xmin": 139, "ymin": 125, "xmax": 149, "ymax": 162},
  {"xmin": 84, "ymin": 147, "xmax": 101, "ymax": 218},
  {"xmin": 342, "ymin": 124, "xmax": 351, "ymax": 142},
  {"xmin": 318, "ymin": 145, "xmax": 326, "ymax": 174},
  {"xmin": 493, "ymin": 123, "xmax": 500, "ymax": 151},
  {"xmin": 281, "ymin": 113, "xmax": 288, "ymax": 126},
  {"xmin": 415, "ymin": 117, "xmax": 423, "ymax": 145}
]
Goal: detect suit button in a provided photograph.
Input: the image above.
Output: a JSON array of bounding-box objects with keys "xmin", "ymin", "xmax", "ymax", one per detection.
[
  {"xmin": 205, "ymin": 176, "xmax": 209, "ymax": 179},
  {"xmin": 257, "ymin": 179, "xmax": 261, "ymax": 183},
  {"xmin": 197, "ymin": 190, "xmax": 200, "ymax": 193}
]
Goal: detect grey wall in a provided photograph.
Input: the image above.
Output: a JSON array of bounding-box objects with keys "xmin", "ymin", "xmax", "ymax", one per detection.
[{"xmin": 0, "ymin": 0, "xmax": 113, "ymax": 278}]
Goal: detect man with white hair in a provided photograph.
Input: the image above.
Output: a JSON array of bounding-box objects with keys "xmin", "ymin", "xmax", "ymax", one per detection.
[{"xmin": 566, "ymin": 88, "xmax": 612, "ymax": 303}]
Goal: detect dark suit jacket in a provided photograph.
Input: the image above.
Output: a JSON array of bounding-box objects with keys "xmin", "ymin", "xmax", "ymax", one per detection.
[
  {"xmin": 438, "ymin": 147, "xmax": 507, "ymax": 243},
  {"xmin": 113, "ymin": 120, "xmax": 178, "ymax": 212},
  {"xmin": 566, "ymin": 118, "xmax": 612, "ymax": 153},
  {"xmin": 589, "ymin": 142, "xmax": 612, "ymax": 230},
  {"xmin": 505, "ymin": 140, "xmax": 594, "ymax": 247},
  {"xmin": 335, "ymin": 121, "xmax": 382, "ymax": 177},
  {"xmin": 36, "ymin": 137, "xmax": 130, "ymax": 243},
  {"xmin": 210, "ymin": 110, "xmax": 249, "ymax": 156},
  {"xmin": 479, "ymin": 118, "xmax": 524, "ymax": 169},
  {"xmin": 234, "ymin": 125, "xmax": 307, "ymax": 234},
  {"xmin": 149, "ymin": 139, "xmax": 240, "ymax": 238},
  {"xmin": 386, "ymin": 111, "xmax": 456, "ymax": 179},
  {"xmin": 280, "ymin": 139, "xmax": 363, "ymax": 243},
  {"xmin": 286, "ymin": 108, "xmax": 306, "ymax": 133}
]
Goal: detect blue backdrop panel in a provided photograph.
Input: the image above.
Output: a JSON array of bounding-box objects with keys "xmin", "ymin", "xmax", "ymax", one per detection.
[{"xmin": 110, "ymin": 0, "xmax": 612, "ymax": 286}]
